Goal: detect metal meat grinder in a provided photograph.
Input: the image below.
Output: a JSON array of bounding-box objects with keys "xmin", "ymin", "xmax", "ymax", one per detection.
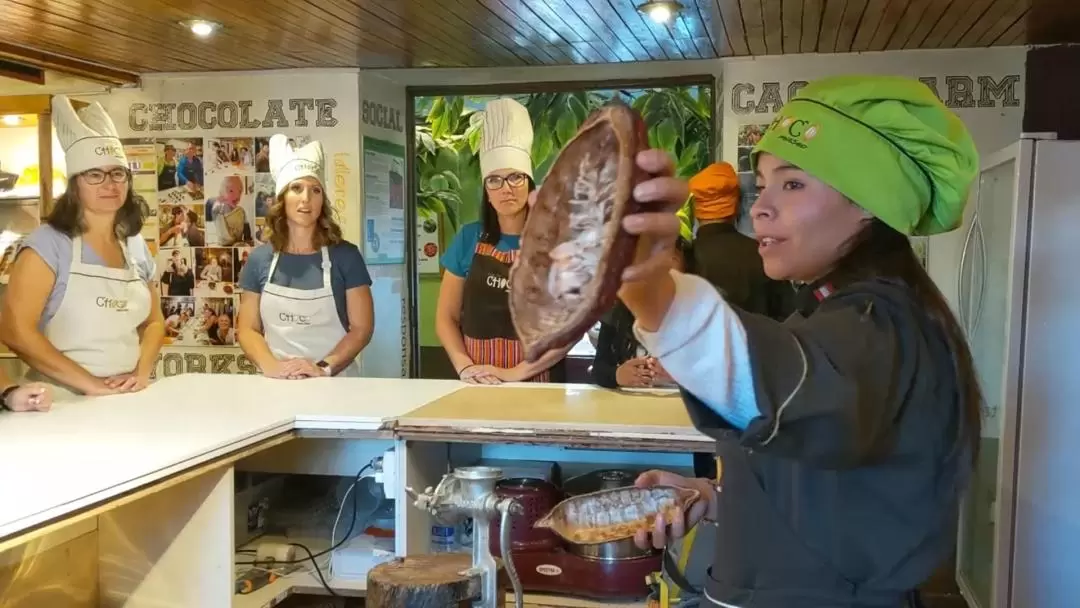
[{"xmin": 406, "ymin": 466, "xmax": 525, "ymax": 608}]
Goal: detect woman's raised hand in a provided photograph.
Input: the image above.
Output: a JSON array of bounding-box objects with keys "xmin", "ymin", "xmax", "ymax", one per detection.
[{"xmin": 632, "ymin": 468, "xmax": 715, "ymax": 550}]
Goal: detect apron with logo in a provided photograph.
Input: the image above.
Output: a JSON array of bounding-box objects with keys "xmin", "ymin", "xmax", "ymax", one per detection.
[
  {"xmin": 259, "ymin": 247, "xmax": 361, "ymax": 377},
  {"xmin": 459, "ymin": 241, "xmax": 565, "ymax": 383},
  {"xmin": 27, "ymin": 236, "xmax": 152, "ymax": 395}
]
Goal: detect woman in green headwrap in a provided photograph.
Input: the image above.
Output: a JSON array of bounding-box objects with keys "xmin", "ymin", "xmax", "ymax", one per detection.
[{"xmin": 614, "ymin": 75, "xmax": 983, "ymax": 607}]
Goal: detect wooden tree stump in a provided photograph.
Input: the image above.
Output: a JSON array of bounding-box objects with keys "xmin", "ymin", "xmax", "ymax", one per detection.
[{"xmin": 366, "ymin": 553, "xmax": 507, "ymax": 608}]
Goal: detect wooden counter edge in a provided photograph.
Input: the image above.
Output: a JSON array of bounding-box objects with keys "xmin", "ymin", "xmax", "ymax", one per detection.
[{"xmin": 396, "ymin": 425, "xmax": 711, "ymax": 452}]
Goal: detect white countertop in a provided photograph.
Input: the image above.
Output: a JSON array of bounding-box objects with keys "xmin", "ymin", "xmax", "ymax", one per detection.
[
  {"xmin": 0, "ymin": 376, "xmax": 705, "ymax": 543},
  {"xmin": 0, "ymin": 374, "xmax": 464, "ymax": 540}
]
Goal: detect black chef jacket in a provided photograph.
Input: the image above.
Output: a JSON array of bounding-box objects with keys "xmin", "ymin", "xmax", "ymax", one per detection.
[{"xmin": 681, "ymin": 277, "xmax": 970, "ymax": 608}]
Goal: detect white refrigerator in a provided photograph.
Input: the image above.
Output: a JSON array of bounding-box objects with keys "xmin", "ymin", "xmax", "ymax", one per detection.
[{"xmin": 954, "ymin": 135, "xmax": 1080, "ymax": 608}]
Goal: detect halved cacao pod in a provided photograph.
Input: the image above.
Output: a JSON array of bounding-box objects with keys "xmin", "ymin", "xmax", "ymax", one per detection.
[
  {"xmin": 533, "ymin": 485, "xmax": 700, "ymax": 545},
  {"xmin": 509, "ymin": 102, "xmax": 649, "ymax": 363}
]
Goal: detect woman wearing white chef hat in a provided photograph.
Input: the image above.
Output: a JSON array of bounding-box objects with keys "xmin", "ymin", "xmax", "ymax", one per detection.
[
  {"xmin": 237, "ymin": 135, "xmax": 374, "ymax": 379},
  {"xmin": 0, "ymin": 95, "xmax": 165, "ymax": 397},
  {"xmin": 436, "ymin": 98, "xmax": 568, "ymax": 385}
]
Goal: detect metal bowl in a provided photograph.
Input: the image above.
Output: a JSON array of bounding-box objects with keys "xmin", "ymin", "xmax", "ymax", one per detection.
[
  {"xmin": 562, "ymin": 468, "xmax": 637, "ymax": 496},
  {"xmin": 566, "ymin": 536, "xmax": 656, "ymax": 561}
]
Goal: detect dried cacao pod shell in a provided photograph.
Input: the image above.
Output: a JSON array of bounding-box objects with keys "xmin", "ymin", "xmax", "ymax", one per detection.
[
  {"xmin": 533, "ymin": 485, "xmax": 700, "ymax": 544},
  {"xmin": 509, "ymin": 101, "xmax": 649, "ymax": 363}
]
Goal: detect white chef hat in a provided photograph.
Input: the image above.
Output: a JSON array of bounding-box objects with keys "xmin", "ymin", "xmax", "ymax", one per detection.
[
  {"xmin": 51, "ymin": 95, "xmax": 127, "ymax": 177},
  {"xmin": 269, "ymin": 134, "xmax": 325, "ymax": 197},
  {"xmin": 479, "ymin": 98, "xmax": 533, "ymax": 179}
]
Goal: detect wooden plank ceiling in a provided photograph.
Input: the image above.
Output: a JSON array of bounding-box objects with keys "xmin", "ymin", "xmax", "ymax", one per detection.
[{"xmin": 0, "ymin": 0, "xmax": 1056, "ymax": 75}]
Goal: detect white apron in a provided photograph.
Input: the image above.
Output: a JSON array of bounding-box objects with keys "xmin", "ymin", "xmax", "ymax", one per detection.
[
  {"xmin": 259, "ymin": 247, "xmax": 360, "ymax": 377},
  {"xmin": 29, "ymin": 236, "xmax": 152, "ymax": 393}
]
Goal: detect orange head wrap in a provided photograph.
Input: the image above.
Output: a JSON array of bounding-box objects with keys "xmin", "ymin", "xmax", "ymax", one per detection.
[{"xmin": 689, "ymin": 162, "xmax": 740, "ymax": 222}]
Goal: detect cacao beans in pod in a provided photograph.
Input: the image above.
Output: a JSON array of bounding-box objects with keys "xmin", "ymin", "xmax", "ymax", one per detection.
[{"xmin": 509, "ymin": 101, "xmax": 649, "ymax": 364}]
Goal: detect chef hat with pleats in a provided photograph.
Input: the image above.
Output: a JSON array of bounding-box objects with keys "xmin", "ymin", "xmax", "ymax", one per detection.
[
  {"xmin": 479, "ymin": 98, "xmax": 534, "ymax": 179},
  {"xmin": 269, "ymin": 134, "xmax": 325, "ymax": 197},
  {"xmin": 51, "ymin": 95, "xmax": 127, "ymax": 176}
]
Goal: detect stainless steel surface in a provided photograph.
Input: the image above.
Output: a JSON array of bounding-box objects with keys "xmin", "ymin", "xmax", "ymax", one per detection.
[
  {"xmin": 406, "ymin": 466, "xmax": 525, "ymax": 608},
  {"xmin": 456, "ymin": 466, "xmax": 504, "ymax": 481},
  {"xmin": 972, "ymin": 214, "xmax": 988, "ymax": 336},
  {"xmin": 1011, "ymin": 139, "xmax": 1080, "ymax": 608},
  {"xmin": 566, "ymin": 536, "xmax": 654, "ymax": 561},
  {"xmin": 1018, "ymin": 132, "xmax": 1058, "ymax": 140},
  {"xmin": 595, "ymin": 469, "xmax": 635, "ymax": 490},
  {"xmin": 563, "ymin": 468, "xmax": 637, "ymax": 496},
  {"xmin": 958, "ymin": 219, "xmax": 975, "ymax": 330},
  {"xmin": 499, "ymin": 500, "xmax": 524, "ymax": 608},
  {"xmin": 955, "ymin": 140, "xmax": 1033, "ymax": 608}
]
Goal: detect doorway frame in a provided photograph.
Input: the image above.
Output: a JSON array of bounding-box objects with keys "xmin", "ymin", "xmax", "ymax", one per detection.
[{"xmin": 404, "ymin": 73, "xmax": 719, "ymax": 378}]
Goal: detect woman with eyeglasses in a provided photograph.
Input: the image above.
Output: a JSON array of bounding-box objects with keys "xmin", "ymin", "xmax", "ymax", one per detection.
[
  {"xmin": 436, "ymin": 98, "xmax": 568, "ymax": 384},
  {"xmin": 0, "ymin": 96, "xmax": 165, "ymax": 398}
]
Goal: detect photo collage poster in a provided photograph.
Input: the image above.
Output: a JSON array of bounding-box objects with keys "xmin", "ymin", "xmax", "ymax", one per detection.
[{"xmin": 121, "ymin": 135, "xmax": 311, "ymax": 350}]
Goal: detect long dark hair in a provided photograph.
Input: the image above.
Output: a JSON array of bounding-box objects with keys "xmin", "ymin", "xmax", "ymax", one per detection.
[
  {"xmin": 47, "ymin": 174, "xmax": 145, "ymax": 238},
  {"xmin": 835, "ymin": 219, "xmax": 982, "ymax": 463},
  {"xmin": 480, "ymin": 176, "xmax": 536, "ymax": 245}
]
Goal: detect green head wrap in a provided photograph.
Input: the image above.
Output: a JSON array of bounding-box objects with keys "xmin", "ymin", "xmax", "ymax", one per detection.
[{"xmin": 752, "ymin": 75, "xmax": 979, "ymax": 236}]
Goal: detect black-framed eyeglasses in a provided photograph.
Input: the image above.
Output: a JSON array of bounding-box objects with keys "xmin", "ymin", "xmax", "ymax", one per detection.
[
  {"xmin": 483, "ymin": 172, "xmax": 528, "ymax": 191},
  {"xmin": 82, "ymin": 168, "xmax": 130, "ymax": 186}
]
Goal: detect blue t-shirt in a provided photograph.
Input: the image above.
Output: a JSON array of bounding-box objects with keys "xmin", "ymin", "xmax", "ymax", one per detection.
[
  {"xmin": 238, "ymin": 242, "xmax": 372, "ymax": 330},
  {"xmin": 441, "ymin": 222, "xmax": 520, "ymax": 277}
]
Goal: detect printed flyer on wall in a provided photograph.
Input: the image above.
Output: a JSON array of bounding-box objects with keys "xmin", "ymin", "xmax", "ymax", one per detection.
[
  {"xmin": 362, "ymin": 137, "xmax": 406, "ymax": 265},
  {"xmin": 416, "ymin": 208, "xmax": 441, "ymax": 275}
]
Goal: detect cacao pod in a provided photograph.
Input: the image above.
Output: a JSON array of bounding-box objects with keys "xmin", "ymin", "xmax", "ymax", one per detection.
[
  {"xmin": 509, "ymin": 102, "xmax": 649, "ymax": 364},
  {"xmin": 534, "ymin": 485, "xmax": 700, "ymax": 544}
]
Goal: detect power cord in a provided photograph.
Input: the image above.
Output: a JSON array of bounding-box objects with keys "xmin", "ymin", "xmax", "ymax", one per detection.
[{"xmin": 235, "ymin": 460, "xmax": 378, "ymax": 596}]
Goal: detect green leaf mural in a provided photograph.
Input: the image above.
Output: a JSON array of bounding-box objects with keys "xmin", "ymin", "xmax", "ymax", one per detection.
[{"xmin": 415, "ymin": 85, "xmax": 713, "ymax": 241}]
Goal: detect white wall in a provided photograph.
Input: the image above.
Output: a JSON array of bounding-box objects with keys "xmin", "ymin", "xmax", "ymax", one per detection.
[
  {"xmin": 378, "ymin": 45, "xmax": 1025, "ymax": 336},
  {"xmin": 718, "ymin": 47, "xmax": 1026, "ymax": 311},
  {"xmin": 357, "ymin": 72, "xmax": 409, "ymax": 378},
  {"xmin": 19, "ymin": 46, "xmax": 1025, "ymax": 379},
  {"xmin": 88, "ymin": 70, "xmax": 366, "ymax": 377}
]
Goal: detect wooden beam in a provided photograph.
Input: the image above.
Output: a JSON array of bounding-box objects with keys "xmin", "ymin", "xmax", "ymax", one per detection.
[
  {"xmin": 38, "ymin": 113, "xmax": 53, "ymax": 206},
  {"xmin": 0, "ymin": 42, "xmax": 138, "ymax": 87},
  {"xmin": 0, "ymin": 59, "xmax": 45, "ymax": 85}
]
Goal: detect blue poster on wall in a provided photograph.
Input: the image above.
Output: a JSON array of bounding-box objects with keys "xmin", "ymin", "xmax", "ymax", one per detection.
[{"xmin": 362, "ymin": 137, "xmax": 406, "ymax": 265}]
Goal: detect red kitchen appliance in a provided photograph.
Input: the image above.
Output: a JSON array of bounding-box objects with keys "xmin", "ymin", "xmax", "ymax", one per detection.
[{"xmin": 489, "ymin": 470, "xmax": 661, "ymax": 600}]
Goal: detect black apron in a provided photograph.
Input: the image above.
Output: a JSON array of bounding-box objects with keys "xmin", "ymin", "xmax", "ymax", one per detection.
[
  {"xmin": 459, "ymin": 240, "xmax": 565, "ymax": 383},
  {"xmin": 158, "ymin": 161, "xmax": 178, "ymax": 191}
]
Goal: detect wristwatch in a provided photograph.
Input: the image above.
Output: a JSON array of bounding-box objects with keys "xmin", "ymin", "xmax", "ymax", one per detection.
[{"xmin": 316, "ymin": 360, "xmax": 332, "ymax": 376}]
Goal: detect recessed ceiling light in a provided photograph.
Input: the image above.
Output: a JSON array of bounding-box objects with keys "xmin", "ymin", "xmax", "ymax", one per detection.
[
  {"xmin": 1, "ymin": 115, "xmax": 20, "ymax": 126},
  {"xmin": 180, "ymin": 19, "xmax": 221, "ymax": 38},
  {"xmin": 636, "ymin": 1, "xmax": 684, "ymax": 24}
]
